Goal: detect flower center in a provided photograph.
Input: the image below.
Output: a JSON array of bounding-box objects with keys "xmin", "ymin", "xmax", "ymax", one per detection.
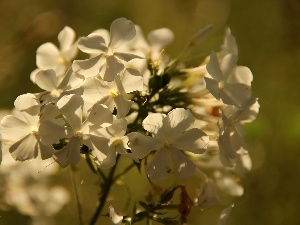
[
  {"xmin": 50, "ymin": 89, "xmax": 63, "ymax": 98},
  {"xmin": 75, "ymin": 131, "xmax": 83, "ymax": 138},
  {"xmin": 164, "ymin": 140, "xmax": 173, "ymax": 149},
  {"xmin": 110, "ymin": 88, "xmax": 120, "ymax": 97},
  {"xmin": 218, "ymin": 81, "xmax": 225, "ymax": 89},
  {"xmin": 111, "ymin": 138, "xmax": 122, "ymax": 147}
]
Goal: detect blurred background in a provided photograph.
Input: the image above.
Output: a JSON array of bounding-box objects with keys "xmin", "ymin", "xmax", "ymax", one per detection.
[{"xmin": 0, "ymin": 0, "xmax": 300, "ymax": 224}]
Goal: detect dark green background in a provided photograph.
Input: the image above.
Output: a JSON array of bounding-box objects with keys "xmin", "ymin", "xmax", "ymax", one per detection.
[{"xmin": 0, "ymin": 0, "xmax": 300, "ymax": 224}]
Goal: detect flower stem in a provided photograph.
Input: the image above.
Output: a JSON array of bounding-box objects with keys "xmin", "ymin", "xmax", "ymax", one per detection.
[
  {"xmin": 70, "ymin": 165, "xmax": 84, "ymax": 225},
  {"xmin": 89, "ymin": 155, "xmax": 120, "ymax": 225}
]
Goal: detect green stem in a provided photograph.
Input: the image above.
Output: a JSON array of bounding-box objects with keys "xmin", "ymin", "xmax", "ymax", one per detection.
[
  {"xmin": 70, "ymin": 165, "xmax": 84, "ymax": 225},
  {"xmin": 89, "ymin": 155, "xmax": 120, "ymax": 225}
]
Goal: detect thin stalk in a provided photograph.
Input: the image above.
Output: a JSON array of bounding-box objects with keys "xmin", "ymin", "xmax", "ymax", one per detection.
[
  {"xmin": 89, "ymin": 155, "xmax": 120, "ymax": 225},
  {"xmin": 70, "ymin": 165, "xmax": 84, "ymax": 225}
]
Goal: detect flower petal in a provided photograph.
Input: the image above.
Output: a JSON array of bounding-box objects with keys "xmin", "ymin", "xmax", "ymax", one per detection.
[
  {"xmin": 35, "ymin": 69, "xmax": 58, "ymax": 92},
  {"xmin": 170, "ymin": 148, "xmax": 196, "ymax": 178},
  {"xmin": 147, "ymin": 28, "xmax": 174, "ymax": 51},
  {"xmin": 206, "ymin": 52, "xmax": 223, "ymax": 81},
  {"xmin": 78, "ymin": 34, "xmax": 106, "ymax": 54},
  {"xmin": 9, "ymin": 134, "xmax": 38, "ymax": 161},
  {"xmin": 36, "ymin": 43, "xmax": 60, "ymax": 69},
  {"xmin": 142, "ymin": 113, "xmax": 165, "ymax": 135},
  {"xmin": 164, "ymin": 108, "xmax": 195, "ymax": 140},
  {"xmin": 127, "ymin": 132, "xmax": 163, "ymax": 159},
  {"xmin": 174, "ymin": 128, "xmax": 208, "ymax": 154},
  {"xmin": 102, "ymin": 55, "xmax": 125, "ymax": 82},
  {"xmin": 58, "ymin": 26, "xmax": 76, "ymax": 51},
  {"xmin": 53, "ymin": 137, "xmax": 81, "ymax": 167},
  {"xmin": 145, "ymin": 149, "xmax": 170, "ymax": 180},
  {"xmin": 72, "ymin": 55, "xmax": 104, "ymax": 78},
  {"xmin": 114, "ymin": 95, "xmax": 132, "ymax": 117},
  {"xmin": 1, "ymin": 115, "xmax": 30, "ymax": 142},
  {"xmin": 109, "ymin": 18, "xmax": 136, "ymax": 49},
  {"xmin": 57, "ymin": 94, "xmax": 83, "ymax": 131},
  {"xmin": 39, "ymin": 119, "xmax": 66, "ymax": 146}
]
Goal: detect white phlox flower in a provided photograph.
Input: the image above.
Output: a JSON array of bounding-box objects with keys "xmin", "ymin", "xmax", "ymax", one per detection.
[
  {"xmin": 0, "ymin": 94, "xmax": 65, "ymax": 161},
  {"xmin": 52, "ymin": 94, "xmax": 113, "ymax": 167},
  {"xmin": 130, "ymin": 26, "xmax": 174, "ymax": 75},
  {"xmin": 81, "ymin": 70, "xmax": 143, "ymax": 117},
  {"xmin": 195, "ymin": 179, "xmax": 220, "ymax": 208},
  {"xmin": 73, "ymin": 18, "xmax": 143, "ymax": 81},
  {"xmin": 218, "ymin": 98, "xmax": 258, "ymax": 167},
  {"xmin": 109, "ymin": 205, "xmax": 123, "ymax": 225},
  {"xmin": 91, "ymin": 118, "xmax": 137, "ymax": 169},
  {"xmin": 214, "ymin": 170, "xmax": 244, "ymax": 197},
  {"xmin": 205, "ymin": 51, "xmax": 252, "ymax": 107},
  {"xmin": 35, "ymin": 26, "xmax": 78, "ymax": 79},
  {"xmin": 128, "ymin": 108, "xmax": 209, "ymax": 180},
  {"xmin": 34, "ymin": 68, "xmax": 84, "ymax": 104}
]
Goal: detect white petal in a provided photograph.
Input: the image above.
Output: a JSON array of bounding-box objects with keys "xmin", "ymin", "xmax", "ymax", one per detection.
[
  {"xmin": 114, "ymin": 95, "xmax": 132, "ymax": 117},
  {"xmin": 72, "ymin": 55, "xmax": 104, "ymax": 78},
  {"xmin": 86, "ymin": 103, "xmax": 113, "ymax": 126},
  {"xmin": 81, "ymin": 77, "xmax": 110, "ymax": 103},
  {"xmin": 147, "ymin": 28, "xmax": 174, "ymax": 50},
  {"xmin": 1, "ymin": 115, "xmax": 30, "ymax": 142},
  {"xmin": 170, "ymin": 148, "xmax": 196, "ymax": 178},
  {"xmin": 221, "ymin": 83, "xmax": 251, "ymax": 106},
  {"xmin": 57, "ymin": 94, "xmax": 83, "ymax": 130},
  {"xmin": 35, "ymin": 69, "xmax": 58, "ymax": 92},
  {"xmin": 109, "ymin": 205, "xmax": 123, "ymax": 225},
  {"xmin": 164, "ymin": 108, "xmax": 195, "ymax": 140},
  {"xmin": 102, "ymin": 55, "xmax": 125, "ymax": 82},
  {"xmin": 220, "ymin": 54, "xmax": 237, "ymax": 81},
  {"xmin": 218, "ymin": 204, "xmax": 234, "ymax": 225},
  {"xmin": 58, "ymin": 26, "xmax": 76, "ymax": 51},
  {"xmin": 58, "ymin": 68, "xmax": 84, "ymax": 90},
  {"xmin": 174, "ymin": 128, "xmax": 208, "ymax": 154},
  {"xmin": 39, "ymin": 119, "xmax": 66, "ymax": 146},
  {"xmin": 99, "ymin": 147, "xmax": 117, "ymax": 169},
  {"xmin": 204, "ymin": 77, "xmax": 220, "ymax": 100},
  {"xmin": 109, "ymin": 18, "xmax": 136, "ymax": 49},
  {"xmin": 206, "ymin": 52, "xmax": 223, "ymax": 81},
  {"xmin": 142, "ymin": 113, "xmax": 165, "ymax": 135},
  {"xmin": 53, "ymin": 137, "xmax": 81, "ymax": 167},
  {"xmin": 145, "ymin": 149, "xmax": 170, "ymax": 179},
  {"xmin": 127, "ymin": 132, "xmax": 163, "ymax": 159},
  {"xmin": 114, "ymin": 52, "xmax": 143, "ymax": 61},
  {"xmin": 78, "ymin": 34, "xmax": 106, "ymax": 54},
  {"xmin": 121, "ymin": 70, "xmax": 143, "ymax": 93},
  {"xmin": 14, "ymin": 93, "xmax": 40, "ymax": 111},
  {"xmin": 228, "ymin": 66, "xmax": 253, "ymax": 86},
  {"xmin": 39, "ymin": 141, "xmax": 54, "ymax": 160},
  {"xmin": 36, "ymin": 43, "xmax": 60, "ymax": 68},
  {"xmin": 9, "ymin": 134, "xmax": 38, "ymax": 161}
]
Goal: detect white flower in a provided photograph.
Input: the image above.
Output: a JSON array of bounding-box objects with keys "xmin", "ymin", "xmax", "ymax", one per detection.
[
  {"xmin": 81, "ymin": 70, "xmax": 143, "ymax": 117},
  {"xmin": 91, "ymin": 118, "xmax": 138, "ymax": 169},
  {"xmin": 0, "ymin": 94, "xmax": 64, "ymax": 161},
  {"xmin": 36, "ymin": 26, "xmax": 78, "ymax": 78},
  {"xmin": 52, "ymin": 94, "xmax": 113, "ymax": 167},
  {"xmin": 218, "ymin": 204, "xmax": 234, "ymax": 225},
  {"xmin": 218, "ymin": 98, "xmax": 258, "ymax": 167},
  {"xmin": 195, "ymin": 179, "xmax": 219, "ymax": 208},
  {"xmin": 205, "ymin": 51, "xmax": 252, "ymax": 107},
  {"xmin": 128, "ymin": 108, "xmax": 209, "ymax": 179},
  {"xmin": 73, "ymin": 18, "xmax": 142, "ymax": 81},
  {"xmin": 34, "ymin": 68, "xmax": 84, "ymax": 104},
  {"xmin": 109, "ymin": 205, "xmax": 123, "ymax": 225}
]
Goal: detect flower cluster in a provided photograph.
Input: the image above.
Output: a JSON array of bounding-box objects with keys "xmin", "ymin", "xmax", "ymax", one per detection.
[{"xmin": 0, "ymin": 18, "xmax": 259, "ymax": 224}]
